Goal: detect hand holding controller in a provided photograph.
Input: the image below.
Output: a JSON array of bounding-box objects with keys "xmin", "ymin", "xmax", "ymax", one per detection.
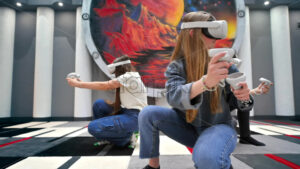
[
  {"xmin": 66, "ymin": 72, "xmax": 80, "ymax": 79},
  {"xmin": 208, "ymin": 48, "xmax": 242, "ymax": 65},
  {"xmin": 226, "ymin": 72, "xmax": 246, "ymax": 90},
  {"xmin": 255, "ymin": 77, "xmax": 273, "ymax": 95},
  {"xmin": 259, "ymin": 77, "xmax": 272, "ymax": 87}
]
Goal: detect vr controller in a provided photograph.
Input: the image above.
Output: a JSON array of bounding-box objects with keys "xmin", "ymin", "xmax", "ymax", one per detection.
[
  {"xmin": 259, "ymin": 77, "xmax": 272, "ymax": 87},
  {"xmin": 208, "ymin": 48, "xmax": 244, "ymax": 88},
  {"xmin": 208, "ymin": 48, "xmax": 241, "ymax": 65},
  {"xmin": 66, "ymin": 72, "xmax": 80, "ymax": 79},
  {"xmin": 226, "ymin": 72, "xmax": 246, "ymax": 90}
]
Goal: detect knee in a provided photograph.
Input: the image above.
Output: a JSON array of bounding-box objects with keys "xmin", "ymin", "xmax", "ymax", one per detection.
[
  {"xmin": 138, "ymin": 106, "xmax": 158, "ymax": 124},
  {"xmin": 88, "ymin": 121, "xmax": 100, "ymax": 137},
  {"xmin": 93, "ymin": 99, "xmax": 106, "ymax": 113},
  {"xmin": 193, "ymin": 147, "xmax": 221, "ymax": 169}
]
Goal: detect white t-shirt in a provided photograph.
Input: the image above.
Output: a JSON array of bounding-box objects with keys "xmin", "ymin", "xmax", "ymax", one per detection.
[{"xmin": 116, "ymin": 72, "xmax": 148, "ymax": 111}]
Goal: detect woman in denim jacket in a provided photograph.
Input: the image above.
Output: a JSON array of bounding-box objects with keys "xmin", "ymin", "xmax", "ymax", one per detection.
[{"xmin": 139, "ymin": 11, "xmax": 254, "ymax": 169}]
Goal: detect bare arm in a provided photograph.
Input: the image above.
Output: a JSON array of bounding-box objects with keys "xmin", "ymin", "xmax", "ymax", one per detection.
[
  {"xmin": 250, "ymin": 82, "xmax": 273, "ymax": 95},
  {"xmin": 66, "ymin": 78, "xmax": 121, "ymax": 91}
]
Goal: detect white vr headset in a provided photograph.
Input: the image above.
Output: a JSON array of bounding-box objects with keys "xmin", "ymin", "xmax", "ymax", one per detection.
[
  {"xmin": 107, "ymin": 60, "xmax": 131, "ymax": 74},
  {"xmin": 181, "ymin": 20, "xmax": 228, "ymax": 39}
]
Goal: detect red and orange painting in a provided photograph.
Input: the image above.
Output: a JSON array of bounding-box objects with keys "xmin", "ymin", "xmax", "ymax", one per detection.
[{"xmin": 90, "ymin": 0, "xmax": 237, "ymax": 88}]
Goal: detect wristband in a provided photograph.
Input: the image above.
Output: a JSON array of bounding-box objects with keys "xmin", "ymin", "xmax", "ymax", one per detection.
[{"xmin": 201, "ymin": 75, "xmax": 217, "ymax": 92}]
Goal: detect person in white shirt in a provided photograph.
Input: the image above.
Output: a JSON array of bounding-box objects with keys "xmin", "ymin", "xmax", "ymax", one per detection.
[{"xmin": 66, "ymin": 55, "xmax": 147, "ymax": 147}]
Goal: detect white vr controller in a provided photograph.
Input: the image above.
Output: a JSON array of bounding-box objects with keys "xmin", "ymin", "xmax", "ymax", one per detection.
[
  {"xmin": 259, "ymin": 77, "xmax": 272, "ymax": 87},
  {"xmin": 226, "ymin": 72, "xmax": 246, "ymax": 90},
  {"xmin": 208, "ymin": 48, "xmax": 244, "ymax": 89},
  {"xmin": 181, "ymin": 20, "xmax": 228, "ymax": 39},
  {"xmin": 208, "ymin": 48, "xmax": 242, "ymax": 65},
  {"xmin": 66, "ymin": 72, "xmax": 80, "ymax": 79}
]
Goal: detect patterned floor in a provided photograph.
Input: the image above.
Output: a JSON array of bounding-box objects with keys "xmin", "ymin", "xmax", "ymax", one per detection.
[{"xmin": 0, "ymin": 120, "xmax": 300, "ymax": 169}]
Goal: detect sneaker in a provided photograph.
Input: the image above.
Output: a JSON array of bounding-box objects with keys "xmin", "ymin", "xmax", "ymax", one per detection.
[
  {"xmin": 93, "ymin": 140, "xmax": 110, "ymax": 147},
  {"xmin": 128, "ymin": 132, "xmax": 139, "ymax": 149}
]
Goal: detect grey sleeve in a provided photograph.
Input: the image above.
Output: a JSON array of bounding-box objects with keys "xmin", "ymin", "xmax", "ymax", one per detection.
[{"xmin": 165, "ymin": 61, "xmax": 203, "ymax": 110}]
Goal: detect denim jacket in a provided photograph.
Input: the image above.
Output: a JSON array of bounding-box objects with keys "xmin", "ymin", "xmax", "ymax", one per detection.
[{"xmin": 164, "ymin": 58, "xmax": 254, "ymax": 127}]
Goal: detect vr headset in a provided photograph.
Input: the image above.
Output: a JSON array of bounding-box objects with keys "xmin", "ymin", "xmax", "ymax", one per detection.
[
  {"xmin": 107, "ymin": 60, "xmax": 131, "ymax": 74},
  {"xmin": 181, "ymin": 20, "xmax": 228, "ymax": 39}
]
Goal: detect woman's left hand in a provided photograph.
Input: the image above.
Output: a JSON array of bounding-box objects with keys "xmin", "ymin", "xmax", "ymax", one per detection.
[
  {"xmin": 66, "ymin": 78, "xmax": 81, "ymax": 88},
  {"xmin": 232, "ymin": 82, "xmax": 250, "ymax": 101},
  {"xmin": 257, "ymin": 82, "xmax": 273, "ymax": 94}
]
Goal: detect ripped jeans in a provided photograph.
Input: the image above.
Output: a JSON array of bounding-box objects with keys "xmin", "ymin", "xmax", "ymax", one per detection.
[
  {"xmin": 139, "ymin": 105, "xmax": 237, "ymax": 169},
  {"xmin": 88, "ymin": 99, "xmax": 139, "ymax": 146}
]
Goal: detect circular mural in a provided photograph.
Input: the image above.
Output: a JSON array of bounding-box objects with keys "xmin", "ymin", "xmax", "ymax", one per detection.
[{"xmin": 82, "ymin": 0, "xmax": 245, "ymax": 97}]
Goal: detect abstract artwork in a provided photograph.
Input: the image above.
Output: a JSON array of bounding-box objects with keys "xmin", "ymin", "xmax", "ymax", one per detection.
[{"xmin": 84, "ymin": 0, "xmax": 244, "ymax": 93}]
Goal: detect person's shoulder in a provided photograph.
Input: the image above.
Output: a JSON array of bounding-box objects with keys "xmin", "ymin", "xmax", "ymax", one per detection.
[
  {"xmin": 168, "ymin": 58, "xmax": 185, "ymax": 68},
  {"xmin": 120, "ymin": 72, "xmax": 141, "ymax": 79},
  {"xmin": 167, "ymin": 58, "xmax": 185, "ymax": 72}
]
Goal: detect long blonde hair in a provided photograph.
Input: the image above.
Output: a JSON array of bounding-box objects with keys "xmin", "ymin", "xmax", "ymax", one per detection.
[{"xmin": 171, "ymin": 11, "xmax": 222, "ymax": 123}]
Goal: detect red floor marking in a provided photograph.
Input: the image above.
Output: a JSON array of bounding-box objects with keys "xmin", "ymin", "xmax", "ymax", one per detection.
[
  {"xmin": 265, "ymin": 154, "xmax": 300, "ymax": 169},
  {"xmin": 285, "ymin": 135, "xmax": 300, "ymax": 140},
  {"xmin": 250, "ymin": 120, "xmax": 272, "ymax": 126},
  {"xmin": 186, "ymin": 147, "xmax": 193, "ymax": 153},
  {"xmin": 0, "ymin": 137, "xmax": 32, "ymax": 148},
  {"xmin": 264, "ymin": 120, "xmax": 300, "ymax": 127}
]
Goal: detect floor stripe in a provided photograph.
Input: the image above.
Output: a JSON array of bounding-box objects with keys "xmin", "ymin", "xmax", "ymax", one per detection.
[
  {"xmin": 0, "ymin": 137, "xmax": 32, "ymax": 148},
  {"xmin": 57, "ymin": 156, "xmax": 81, "ymax": 169},
  {"xmin": 33, "ymin": 129, "xmax": 56, "ymax": 137},
  {"xmin": 264, "ymin": 120, "xmax": 300, "ymax": 127},
  {"xmin": 69, "ymin": 156, "xmax": 130, "ymax": 169},
  {"xmin": 285, "ymin": 135, "xmax": 300, "ymax": 140},
  {"xmin": 7, "ymin": 157, "xmax": 72, "ymax": 169},
  {"xmin": 264, "ymin": 154, "xmax": 300, "ymax": 169},
  {"xmin": 29, "ymin": 122, "xmax": 69, "ymax": 128},
  {"xmin": 259, "ymin": 126, "xmax": 300, "ymax": 135},
  {"xmin": 249, "ymin": 126, "xmax": 281, "ymax": 135},
  {"xmin": 36, "ymin": 127, "xmax": 82, "ymax": 138},
  {"xmin": 97, "ymin": 144, "xmax": 114, "ymax": 156},
  {"xmin": 132, "ymin": 136, "xmax": 190, "ymax": 156},
  {"xmin": 4, "ymin": 122, "xmax": 47, "ymax": 129},
  {"xmin": 250, "ymin": 120, "xmax": 272, "ymax": 126},
  {"xmin": 66, "ymin": 128, "xmax": 88, "ymax": 137},
  {"xmin": 13, "ymin": 128, "xmax": 54, "ymax": 138},
  {"xmin": 252, "ymin": 120, "xmax": 300, "ymax": 133},
  {"xmin": 48, "ymin": 127, "xmax": 87, "ymax": 142}
]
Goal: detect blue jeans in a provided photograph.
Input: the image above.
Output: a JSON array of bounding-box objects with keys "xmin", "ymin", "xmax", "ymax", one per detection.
[
  {"xmin": 88, "ymin": 99, "xmax": 139, "ymax": 146},
  {"xmin": 139, "ymin": 106, "xmax": 237, "ymax": 169}
]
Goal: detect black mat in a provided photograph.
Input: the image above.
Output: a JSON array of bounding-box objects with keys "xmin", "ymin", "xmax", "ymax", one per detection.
[
  {"xmin": 106, "ymin": 144, "xmax": 134, "ymax": 156},
  {"xmin": 35, "ymin": 137, "xmax": 107, "ymax": 156},
  {"xmin": 0, "ymin": 157, "xmax": 26, "ymax": 169},
  {"xmin": 233, "ymin": 154, "xmax": 298, "ymax": 169},
  {"xmin": 271, "ymin": 135, "xmax": 300, "ymax": 145},
  {"xmin": 275, "ymin": 154, "xmax": 300, "ymax": 165}
]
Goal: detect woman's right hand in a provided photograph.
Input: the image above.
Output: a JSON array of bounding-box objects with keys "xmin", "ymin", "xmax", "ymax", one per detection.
[
  {"xmin": 205, "ymin": 52, "xmax": 232, "ymax": 88},
  {"xmin": 66, "ymin": 78, "xmax": 81, "ymax": 88}
]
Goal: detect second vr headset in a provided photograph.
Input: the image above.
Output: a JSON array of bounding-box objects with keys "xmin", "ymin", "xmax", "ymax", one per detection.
[
  {"xmin": 181, "ymin": 20, "xmax": 228, "ymax": 39},
  {"xmin": 107, "ymin": 60, "xmax": 131, "ymax": 74}
]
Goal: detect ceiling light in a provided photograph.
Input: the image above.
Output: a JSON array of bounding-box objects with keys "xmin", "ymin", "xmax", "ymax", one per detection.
[
  {"xmin": 16, "ymin": 2, "xmax": 22, "ymax": 7},
  {"xmin": 58, "ymin": 2, "xmax": 64, "ymax": 7},
  {"xmin": 264, "ymin": 1, "xmax": 270, "ymax": 6}
]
